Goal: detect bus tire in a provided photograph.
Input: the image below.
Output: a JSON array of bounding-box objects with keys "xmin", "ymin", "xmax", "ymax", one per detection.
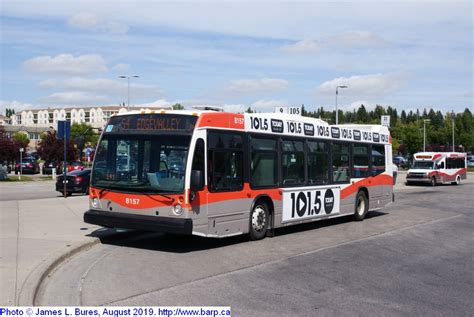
[
  {"xmin": 353, "ymin": 190, "xmax": 368, "ymax": 221},
  {"xmin": 249, "ymin": 201, "xmax": 269, "ymax": 241},
  {"xmin": 430, "ymin": 177, "xmax": 436, "ymax": 186},
  {"xmin": 452, "ymin": 175, "xmax": 461, "ymax": 185}
]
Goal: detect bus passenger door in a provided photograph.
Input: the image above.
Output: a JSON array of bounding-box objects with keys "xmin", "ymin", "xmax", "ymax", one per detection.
[
  {"xmin": 189, "ymin": 138, "xmax": 208, "ymax": 233},
  {"xmin": 370, "ymin": 145, "xmax": 385, "ymax": 200}
]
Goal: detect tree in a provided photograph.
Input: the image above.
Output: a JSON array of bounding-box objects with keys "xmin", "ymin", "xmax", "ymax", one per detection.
[
  {"xmin": 245, "ymin": 107, "xmax": 255, "ymax": 113},
  {"xmin": 70, "ymin": 123, "xmax": 99, "ymax": 159},
  {"xmin": 356, "ymin": 105, "xmax": 369, "ymax": 123},
  {"xmin": 172, "ymin": 103, "xmax": 184, "ymax": 110},
  {"xmin": 0, "ymin": 126, "xmax": 17, "ymax": 164},
  {"xmin": 37, "ymin": 131, "xmax": 76, "ymax": 162},
  {"xmin": 403, "ymin": 123, "xmax": 423, "ymax": 155},
  {"xmin": 13, "ymin": 132, "xmax": 29, "ymax": 149}
]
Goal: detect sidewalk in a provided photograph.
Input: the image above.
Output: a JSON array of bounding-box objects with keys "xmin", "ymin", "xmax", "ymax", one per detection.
[{"xmin": 0, "ymin": 195, "xmax": 102, "ymax": 305}]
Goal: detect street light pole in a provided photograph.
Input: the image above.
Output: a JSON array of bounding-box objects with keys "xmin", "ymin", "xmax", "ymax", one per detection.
[
  {"xmin": 423, "ymin": 119, "xmax": 431, "ymax": 152},
  {"xmin": 451, "ymin": 110, "xmax": 455, "ymax": 152},
  {"xmin": 335, "ymin": 85, "xmax": 347, "ymax": 125},
  {"xmin": 119, "ymin": 75, "xmax": 140, "ymax": 111}
]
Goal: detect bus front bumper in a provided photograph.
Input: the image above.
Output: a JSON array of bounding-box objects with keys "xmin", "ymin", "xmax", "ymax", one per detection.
[{"xmin": 84, "ymin": 210, "xmax": 193, "ymax": 234}]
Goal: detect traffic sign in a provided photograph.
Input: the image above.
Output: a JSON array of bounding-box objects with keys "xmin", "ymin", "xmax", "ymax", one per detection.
[
  {"xmin": 58, "ymin": 120, "xmax": 71, "ymax": 140},
  {"xmin": 275, "ymin": 106, "xmax": 302, "ymax": 115},
  {"xmin": 381, "ymin": 115, "xmax": 390, "ymax": 127}
]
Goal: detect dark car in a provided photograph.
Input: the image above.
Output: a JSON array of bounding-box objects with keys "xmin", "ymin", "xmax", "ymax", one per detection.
[
  {"xmin": 42, "ymin": 161, "xmax": 63, "ymax": 175},
  {"xmin": 56, "ymin": 169, "xmax": 91, "ymax": 196},
  {"xmin": 15, "ymin": 159, "xmax": 40, "ymax": 174},
  {"xmin": 393, "ymin": 156, "xmax": 409, "ymax": 169}
]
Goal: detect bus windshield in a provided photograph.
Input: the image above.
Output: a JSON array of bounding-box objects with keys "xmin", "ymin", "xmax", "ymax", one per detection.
[
  {"xmin": 91, "ymin": 135, "xmax": 191, "ymax": 193},
  {"xmin": 412, "ymin": 161, "xmax": 434, "ymax": 170}
]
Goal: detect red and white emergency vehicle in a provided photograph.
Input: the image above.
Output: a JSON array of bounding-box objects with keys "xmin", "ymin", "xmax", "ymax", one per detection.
[
  {"xmin": 406, "ymin": 152, "xmax": 467, "ymax": 186},
  {"xmin": 84, "ymin": 109, "xmax": 394, "ymax": 239}
]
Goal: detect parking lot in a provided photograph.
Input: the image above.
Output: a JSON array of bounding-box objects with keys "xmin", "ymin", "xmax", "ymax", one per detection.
[{"xmin": 1, "ymin": 173, "xmax": 471, "ymax": 315}]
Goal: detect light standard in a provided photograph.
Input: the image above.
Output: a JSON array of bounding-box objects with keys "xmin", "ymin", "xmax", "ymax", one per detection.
[
  {"xmin": 423, "ymin": 119, "xmax": 431, "ymax": 152},
  {"xmin": 451, "ymin": 110, "xmax": 455, "ymax": 152},
  {"xmin": 119, "ymin": 75, "xmax": 140, "ymax": 111},
  {"xmin": 335, "ymin": 85, "xmax": 347, "ymax": 125}
]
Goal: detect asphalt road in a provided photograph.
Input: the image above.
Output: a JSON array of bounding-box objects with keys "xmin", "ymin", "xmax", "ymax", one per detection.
[
  {"xmin": 35, "ymin": 178, "xmax": 473, "ymax": 316},
  {"xmin": 0, "ymin": 179, "xmax": 88, "ymax": 201}
]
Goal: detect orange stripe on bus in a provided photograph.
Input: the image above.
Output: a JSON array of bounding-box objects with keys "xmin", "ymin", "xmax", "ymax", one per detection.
[
  {"xmin": 340, "ymin": 174, "xmax": 393, "ymax": 199},
  {"xmin": 196, "ymin": 113, "xmax": 244, "ymax": 129}
]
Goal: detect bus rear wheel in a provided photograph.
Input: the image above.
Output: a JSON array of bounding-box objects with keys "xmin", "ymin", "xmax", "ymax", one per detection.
[
  {"xmin": 451, "ymin": 175, "xmax": 461, "ymax": 185},
  {"xmin": 353, "ymin": 191, "xmax": 368, "ymax": 221},
  {"xmin": 249, "ymin": 201, "xmax": 269, "ymax": 240}
]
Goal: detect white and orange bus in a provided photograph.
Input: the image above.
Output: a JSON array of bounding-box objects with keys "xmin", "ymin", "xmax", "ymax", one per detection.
[
  {"xmin": 406, "ymin": 152, "xmax": 467, "ymax": 186},
  {"xmin": 84, "ymin": 109, "xmax": 394, "ymax": 240}
]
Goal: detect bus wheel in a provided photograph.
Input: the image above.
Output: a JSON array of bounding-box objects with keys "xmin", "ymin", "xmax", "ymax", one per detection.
[
  {"xmin": 353, "ymin": 191, "xmax": 368, "ymax": 221},
  {"xmin": 430, "ymin": 177, "xmax": 436, "ymax": 186},
  {"xmin": 249, "ymin": 202, "xmax": 269, "ymax": 240},
  {"xmin": 452, "ymin": 175, "xmax": 461, "ymax": 185}
]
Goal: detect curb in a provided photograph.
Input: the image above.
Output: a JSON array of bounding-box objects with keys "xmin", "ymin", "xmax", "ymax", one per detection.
[{"xmin": 17, "ymin": 238, "xmax": 101, "ymax": 306}]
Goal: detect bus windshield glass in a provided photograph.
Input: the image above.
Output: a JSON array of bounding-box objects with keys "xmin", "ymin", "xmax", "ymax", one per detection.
[
  {"xmin": 91, "ymin": 135, "xmax": 191, "ymax": 193},
  {"xmin": 412, "ymin": 161, "xmax": 434, "ymax": 170}
]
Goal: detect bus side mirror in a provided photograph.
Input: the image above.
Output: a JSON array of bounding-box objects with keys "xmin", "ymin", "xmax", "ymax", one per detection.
[{"xmin": 191, "ymin": 170, "xmax": 204, "ymax": 191}]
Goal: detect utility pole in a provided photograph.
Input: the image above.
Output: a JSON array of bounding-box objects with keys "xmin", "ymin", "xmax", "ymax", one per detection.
[
  {"xmin": 119, "ymin": 75, "xmax": 140, "ymax": 111},
  {"xmin": 335, "ymin": 85, "xmax": 347, "ymax": 125},
  {"xmin": 452, "ymin": 110, "xmax": 455, "ymax": 152}
]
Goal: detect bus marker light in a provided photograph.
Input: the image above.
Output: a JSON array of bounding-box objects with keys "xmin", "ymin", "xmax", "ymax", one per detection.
[{"xmin": 179, "ymin": 196, "xmax": 185, "ymax": 203}]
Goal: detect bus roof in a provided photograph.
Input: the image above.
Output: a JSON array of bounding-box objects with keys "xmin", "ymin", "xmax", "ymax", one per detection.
[
  {"xmin": 414, "ymin": 152, "xmax": 467, "ymax": 161},
  {"xmin": 111, "ymin": 109, "xmax": 391, "ymax": 144}
]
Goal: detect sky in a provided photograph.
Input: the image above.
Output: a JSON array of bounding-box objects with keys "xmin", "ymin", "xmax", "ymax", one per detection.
[{"xmin": 0, "ymin": 0, "xmax": 472, "ymax": 115}]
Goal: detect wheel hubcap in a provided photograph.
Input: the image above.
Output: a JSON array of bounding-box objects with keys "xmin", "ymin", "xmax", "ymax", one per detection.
[
  {"xmin": 357, "ymin": 197, "xmax": 365, "ymax": 215},
  {"xmin": 252, "ymin": 206, "xmax": 266, "ymax": 231}
]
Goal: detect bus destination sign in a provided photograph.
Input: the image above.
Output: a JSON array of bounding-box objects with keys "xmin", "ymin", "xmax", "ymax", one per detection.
[{"xmin": 105, "ymin": 114, "xmax": 197, "ymax": 134}]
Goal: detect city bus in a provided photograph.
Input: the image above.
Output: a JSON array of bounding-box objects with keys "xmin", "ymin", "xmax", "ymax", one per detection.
[
  {"xmin": 406, "ymin": 152, "xmax": 467, "ymax": 186},
  {"xmin": 84, "ymin": 109, "xmax": 394, "ymax": 240}
]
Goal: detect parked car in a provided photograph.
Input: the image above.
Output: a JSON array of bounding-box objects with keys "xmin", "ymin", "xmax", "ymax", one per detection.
[
  {"xmin": 56, "ymin": 169, "xmax": 91, "ymax": 196},
  {"xmin": 42, "ymin": 161, "xmax": 63, "ymax": 175},
  {"xmin": 15, "ymin": 159, "xmax": 40, "ymax": 174},
  {"xmin": 67, "ymin": 161, "xmax": 85, "ymax": 172},
  {"xmin": 467, "ymin": 155, "xmax": 474, "ymax": 167},
  {"xmin": 393, "ymin": 156, "xmax": 409, "ymax": 169}
]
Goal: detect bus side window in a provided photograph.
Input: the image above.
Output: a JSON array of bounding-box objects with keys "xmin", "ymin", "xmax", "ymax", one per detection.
[
  {"xmin": 371, "ymin": 145, "xmax": 385, "ymax": 176},
  {"xmin": 307, "ymin": 141, "xmax": 329, "ymax": 185},
  {"xmin": 250, "ymin": 136, "xmax": 278, "ymax": 188},
  {"xmin": 332, "ymin": 142, "xmax": 350, "ymax": 183},
  {"xmin": 352, "ymin": 144, "xmax": 369, "ymax": 178},
  {"xmin": 208, "ymin": 132, "xmax": 243, "ymax": 192}
]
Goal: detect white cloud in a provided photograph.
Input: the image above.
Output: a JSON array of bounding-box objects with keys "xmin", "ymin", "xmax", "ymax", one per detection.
[
  {"xmin": 224, "ymin": 78, "xmax": 289, "ymax": 94},
  {"xmin": 282, "ymin": 31, "xmax": 390, "ymax": 53},
  {"xmin": 68, "ymin": 13, "xmax": 129, "ymax": 34},
  {"xmin": 251, "ymin": 99, "xmax": 288, "ymax": 111},
  {"xmin": 222, "ymin": 104, "xmax": 247, "ymax": 113},
  {"xmin": 38, "ymin": 77, "xmax": 164, "ymax": 99},
  {"xmin": 137, "ymin": 99, "xmax": 172, "ymax": 108},
  {"xmin": 111, "ymin": 63, "xmax": 131, "ymax": 72},
  {"xmin": 0, "ymin": 100, "xmax": 35, "ymax": 114},
  {"xmin": 22, "ymin": 54, "xmax": 108, "ymax": 75},
  {"xmin": 316, "ymin": 73, "xmax": 409, "ymax": 96},
  {"xmin": 39, "ymin": 92, "xmax": 110, "ymax": 106}
]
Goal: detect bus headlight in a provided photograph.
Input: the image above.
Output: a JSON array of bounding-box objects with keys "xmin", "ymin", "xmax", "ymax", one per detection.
[
  {"xmin": 173, "ymin": 204, "xmax": 183, "ymax": 216},
  {"xmin": 91, "ymin": 197, "xmax": 101, "ymax": 209}
]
